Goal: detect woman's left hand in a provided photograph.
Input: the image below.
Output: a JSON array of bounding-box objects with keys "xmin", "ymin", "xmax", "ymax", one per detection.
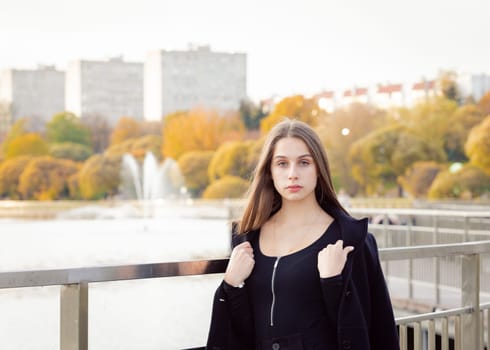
[{"xmin": 317, "ymin": 239, "xmax": 354, "ymax": 278}]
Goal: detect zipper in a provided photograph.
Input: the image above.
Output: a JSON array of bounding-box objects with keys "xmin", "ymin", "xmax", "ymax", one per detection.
[{"xmin": 270, "ymin": 256, "xmax": 281, "ymax": 326}]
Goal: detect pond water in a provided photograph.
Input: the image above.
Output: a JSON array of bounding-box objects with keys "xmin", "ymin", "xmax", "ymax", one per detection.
[{"xmin": 0, "ymin": 211, "xmax": 231, "ymax": 350}]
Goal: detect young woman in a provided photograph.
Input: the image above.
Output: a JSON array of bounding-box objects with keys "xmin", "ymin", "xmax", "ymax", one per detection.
[{"xmin": 207, "ymin": 119, "xmax": 399, "ymax": 350}]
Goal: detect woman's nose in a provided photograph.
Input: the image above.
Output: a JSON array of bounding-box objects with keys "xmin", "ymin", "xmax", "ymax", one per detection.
[{"xmin": 288, "ymin": 165, "xmax": 298, "ymax": 179}]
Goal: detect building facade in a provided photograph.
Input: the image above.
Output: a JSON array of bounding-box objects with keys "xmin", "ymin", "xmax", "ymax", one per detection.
[
  {"xmin": 144, "ymin": 45, "xmax": 247, "ymax": 120},
  {"xmin": 0, "ymin": 66, "xmax": 64, "ymax": 134},
  {"xmin": 65, "ymin": 57, "xmax": 143, "ymax": 125}
]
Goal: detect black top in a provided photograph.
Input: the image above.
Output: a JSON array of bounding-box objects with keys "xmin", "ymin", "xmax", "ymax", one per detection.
[{"xmin": 245, "ymin": 220, "xmax": 341, "ymax": 349}]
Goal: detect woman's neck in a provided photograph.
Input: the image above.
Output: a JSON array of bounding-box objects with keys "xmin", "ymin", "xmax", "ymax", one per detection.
[{"xmin": 274, "ymin": 197, "xmax": 325, "ymax": 226}]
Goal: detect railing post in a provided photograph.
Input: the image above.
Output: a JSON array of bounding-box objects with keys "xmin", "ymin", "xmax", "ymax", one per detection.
[
  {"xmin": 461, "ymin": 254, "xmax": 480, "ymax": 349},
  {"xmin": 463, "ymin": 216, "xmax": 469, "ymax": 242},
  {"xmin": 406, "ymin": 216, "xmax": 413, "ymax": 300},
  {"xmin": 60, "ymin": 282, "xmax": 88, "ymax": 350},
  {"xmin": 433, "ymin": 216, "xmax": 440, "ymax": 305}
]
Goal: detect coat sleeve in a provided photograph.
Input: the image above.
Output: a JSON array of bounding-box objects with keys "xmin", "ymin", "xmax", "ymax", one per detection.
[
  {"xmin": 320, "ymin": 275, "xmax": 344, "ymax": 327},
  {"xmin": 365, "ymin": 233, "xmax": 399, "ymax": 349},
  {"xmin": 206, "ymin": 232, "xmax": 255, "ymax": 350}
]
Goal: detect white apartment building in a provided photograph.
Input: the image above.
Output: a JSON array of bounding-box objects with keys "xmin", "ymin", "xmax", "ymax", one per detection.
[
  {"xmin": 65, "ymin": 57, "xmax": 143, "ymax": 125},
  {"xmin": 0, "ymin": 65, "xmax": 64, "ymax": 132},
  {"xmin": 457, "ymin": 73, "xmax": 490, "ymax": 102},
  {"xmin": 144, "ymin": 45, "xmax": 247, "ymax": 120}
]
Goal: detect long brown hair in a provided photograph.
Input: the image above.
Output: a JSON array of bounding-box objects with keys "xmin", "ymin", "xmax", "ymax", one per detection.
[{"xmin": 238, "ymin": 118, "xmax": 348, "ymax": 234}]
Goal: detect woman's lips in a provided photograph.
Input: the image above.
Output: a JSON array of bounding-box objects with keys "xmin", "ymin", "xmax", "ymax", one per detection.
[{"xmin": 286, "ymin": 185, "xmax": 303, "ymax": 192}]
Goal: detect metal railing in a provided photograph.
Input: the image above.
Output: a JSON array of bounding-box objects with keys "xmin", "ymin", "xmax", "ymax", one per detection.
[{"xmin": 1, "ymin": 241, "xmax": 490, "ymax": 350}]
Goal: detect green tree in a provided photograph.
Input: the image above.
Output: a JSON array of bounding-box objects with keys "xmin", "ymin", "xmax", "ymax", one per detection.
[
  {"xmin": 78, "ymin": 154, "xmax": 121, "ymax": 199},
  {"xmin": 18, "ymin": 157, "xmax": 79, "ymax": 200},
  {"xmin": 202, "ymin": 176, "xmax": 249, "ymax": 199},
  {"xmin": 0, "ymin": 156, "xmax": 30, "ymax": 198},
  {"xmin": 239, "ymin": 99, "xmax": 267, "ymax": 130},
  {"xmin": 46, "ymin": 112, "xmax": 91, "ymax": 146},
  {"xmin": 178, "ymin": 150, "xmax": 214, "ymax": 197},
  {"xmin": 5, "ymin": 133, "xmax": 49, "ymax": 159},
  {"xmin": 465, "ymin": 115, "xmax": 490, "ymax": 173},
  {"xmin": 49, "ymin": 142, "xmax": 93, "ymax": 162}
]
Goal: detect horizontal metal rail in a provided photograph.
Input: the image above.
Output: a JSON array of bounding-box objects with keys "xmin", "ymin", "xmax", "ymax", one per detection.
[
  {"xmin": 1, "ymin": 241, "xmax": 489, "ymax": 350},
  {"xmin": 0, "ymin": 259, "xmax": 229, "ymax": 289}
]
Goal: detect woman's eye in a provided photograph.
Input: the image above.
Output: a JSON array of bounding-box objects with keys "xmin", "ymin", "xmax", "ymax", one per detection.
[
  {"xmin": 300, "ymin": 160, "xmax": 310, "ymax": 166},
  {"xmin": 277, "ymin": 161, "xmax": 287, "ymax": 167}
]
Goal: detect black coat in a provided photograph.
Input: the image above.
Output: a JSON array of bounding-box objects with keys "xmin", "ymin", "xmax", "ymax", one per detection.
[{"xmin": 206, "ymin": 207, "xmax": 399, "ymax": 350}]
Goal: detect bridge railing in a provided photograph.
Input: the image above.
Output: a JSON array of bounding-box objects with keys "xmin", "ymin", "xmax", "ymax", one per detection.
[{"xmin": 1, "ymin": 241, "xmax": 490, "ymax": 350}]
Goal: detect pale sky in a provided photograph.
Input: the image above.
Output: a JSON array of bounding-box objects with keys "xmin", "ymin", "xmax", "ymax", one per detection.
[{"xmin": 0, "ymin": 0, "xmax": 488, "ymax": 101}]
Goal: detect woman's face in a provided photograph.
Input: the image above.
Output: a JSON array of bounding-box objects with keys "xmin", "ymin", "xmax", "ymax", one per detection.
[{"xmin": 270, "ymin": 137, "xmax": 318, "ymax": 203}]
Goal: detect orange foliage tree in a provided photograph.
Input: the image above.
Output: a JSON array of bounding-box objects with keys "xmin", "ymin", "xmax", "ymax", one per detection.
[
  {"xmin": 162, "ymin": 109, "xmax": 245, "ymax": 160},
  {"xmin": 465, "ymin": 116, "xmax": 490, "ymax": 173},
  {"xmin": 110, "ymin": 117, "xmax": 143, "ymax": 146},
  {"xmin": 260, "ymin": 95, "xmax": 323, "ymax": 133},
  {"xmin": 479, "ymin": 91, "xmax": 490, "ymax": 116},
  {"xmin": 4, "ymin": 133, "xmax": 49, "ymax": 159},
  {"xmin": 18, "ymin": 157, "xmax": 80, "ymax": 200},
  {"xmin": 0, "ymin": 156, "xmax": 31, "ymax": 198},
  {"xmin": 78, "ymin": 154, "xmax": 121, "ymax": 199}
]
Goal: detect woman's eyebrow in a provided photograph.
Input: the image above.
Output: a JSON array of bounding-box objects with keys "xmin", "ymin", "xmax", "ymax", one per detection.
[{"xmin": 273, "ymin": 154, "xmax": 312, "ymax": 159}]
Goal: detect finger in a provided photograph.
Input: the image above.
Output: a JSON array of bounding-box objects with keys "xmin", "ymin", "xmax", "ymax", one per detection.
[
  {"xmin": 335, "ymin": 240, "xmax": 343, "ymax": 247},
  {"xmin": 344, "ymin": 246, "xmax": 355, "ymax": 254},
  {"xmin": 238, "ymin": 241, "xmax": 251, "ymax": 248}
]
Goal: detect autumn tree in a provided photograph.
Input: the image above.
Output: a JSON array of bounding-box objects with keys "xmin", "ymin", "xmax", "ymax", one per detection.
[
  {"xmin": 78, "ymin": 154, "xmax": 121, "ymax": 199},
  {"xmin": 162, "ymin": 109, "xmax": 245, "ymax": 160},
  {"xmin": 465, "ymin": 115, "xmax": 490, "ymax": 173},
  {"xmin": 105, "ymin": 135, "xmax": 162, "ymax": 160},
  {"xmin": 177, "ymin": 150, "xmax": 214, "ymax": 197},
  {"xmin": 1, "ymin": 118, "xmax": 29, "ymax": 156},
  {"xmin": 81, "ymin": 114, "xmax": 112, "ymax": 153},
  {"xmin": 46, "ymin": 112, "xmax": 91, "ymax": 146},
  {"xmin": 398, "ymin": 97, "xmax": 458, "ymax": 156},
  {"xmin": 110, "ymin": 117, "xmax": 143, "ymax": 146},
  {"xmin": 349, "ymin": 124, "xmax": 446, "ymax": 195},
  {"xmin": 208, "ymin": 141, "xmax": 254, "ymax": 182},
  {"xmin": 5, "ymin": 133, "xmax": 49, "ymax": 159},
  {"xmin": 444, "ymin": 104, "xmax": 485, "ymax": 161},
  {"xmin": 18, "ymin": 157, "xmax": 80, "ymax": 200},
  {"xmin": 316, "ymin": 103, "xmax": 388, "ymax": 195},
  {"xmin": 260, "ymin": 95, "xmax": 323, "ymax": 133},
  {"xmin": 438, "ymin": 70, "xmax": 461, "ymax": 103},
  {"xmin": 479, "ymin": 91, "xmax": 490, "ymax": 116},
  {"xmin": 428, "ymin": 165, "xmax": 490, "ymax": 199},
  {"xmin": 49, "ymin": 142, "xmax": 93, "ymax": 162},
  {"xmin": 397, "ymin": 161, "xmax": 445, "ymax": 198},
  {"xmin": 0, "ymin": 156, "xmax": 30, "ymax": 198},
  {"xmin": 202, "ymin": 176, "xmax": 249, "ymax": 199}
]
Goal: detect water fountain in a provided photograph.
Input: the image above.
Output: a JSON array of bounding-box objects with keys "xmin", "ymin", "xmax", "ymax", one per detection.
[{"xmin": 120, "ymin": 152, "xmax": 186, "ymax": 228}]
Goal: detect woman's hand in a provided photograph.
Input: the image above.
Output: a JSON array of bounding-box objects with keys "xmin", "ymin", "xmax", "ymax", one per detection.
[
  {"xmin": 317, "ymin": 240, "xmax": 354, "ymax": 278},
  {"xmin": 224, "ymin": 241, "xmax": 255, "ymax": 287}
]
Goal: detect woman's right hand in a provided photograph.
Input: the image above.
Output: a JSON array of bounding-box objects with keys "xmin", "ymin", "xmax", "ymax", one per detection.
[{"xmin": 224, "ymin": 241, "xmax": 255, "ymax": 287}]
